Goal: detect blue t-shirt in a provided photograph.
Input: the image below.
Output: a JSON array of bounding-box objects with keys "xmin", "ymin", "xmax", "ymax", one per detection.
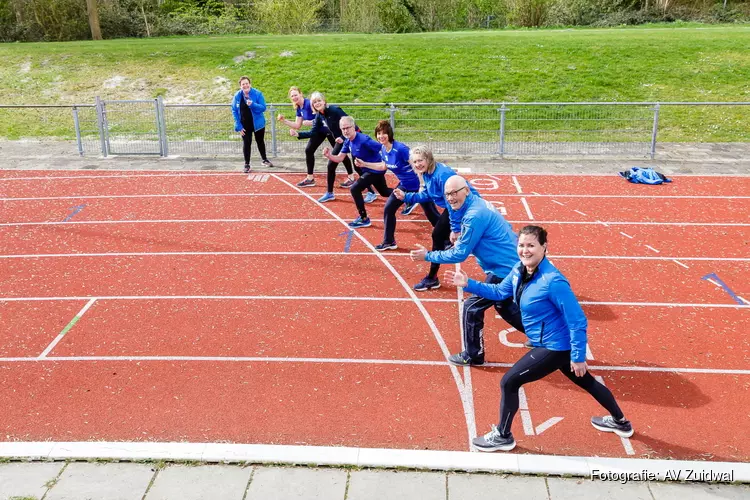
[
  {"xmin": 341, "ymin": 133, "xmax": 383, "ymax": 173},
  {"xmin": 295, "ymin": 98, "xmax": 315, "ymax": 121},
  {"xmin": 381, "ymin": 141, "xmax": 419, "ymax": 191}
]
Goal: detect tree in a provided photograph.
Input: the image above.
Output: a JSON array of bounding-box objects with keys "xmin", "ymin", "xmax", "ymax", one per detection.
[{"xmin": 86, "ymin": 0, "xmax": 102, "ymax": 39}]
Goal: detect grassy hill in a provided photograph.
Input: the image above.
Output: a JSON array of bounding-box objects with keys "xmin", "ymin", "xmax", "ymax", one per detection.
[{"xmin": 1, "ymin": 25, "xmax": 748, "ymax": 141}]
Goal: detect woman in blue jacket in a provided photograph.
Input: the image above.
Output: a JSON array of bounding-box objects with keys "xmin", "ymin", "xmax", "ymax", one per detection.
[
  {"xmin": 446, "ymin": 225, "xmax": 633, "ymax": 452},
  {"xmin": 231, "ymin": 76, "xmax": 273, "ymax": 172},
  {"xmin": 394, "ymin": 146, "xmax": 477, "ymax": 291},
  {"xmin": 277, "ymin": 86, "xmax": 317, "ymax": 187}
]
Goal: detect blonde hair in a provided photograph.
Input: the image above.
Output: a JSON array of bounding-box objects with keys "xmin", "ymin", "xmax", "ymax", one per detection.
[
  {"xmin": 288, "ymin": 86, "xmax": 303, "ymax": 111},
  {"xmin": 409, "ymin": 145, "xmax": 435, "ymax": 171},
  {"xmin": 310, "ymin": 91, "xmax": 326, "ymax": 106}
]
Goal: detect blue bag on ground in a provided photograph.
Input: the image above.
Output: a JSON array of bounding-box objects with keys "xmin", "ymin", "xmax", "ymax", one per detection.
[{"xmin": 618, "ymin": 167, "xmax": 672, "ymax": 185}]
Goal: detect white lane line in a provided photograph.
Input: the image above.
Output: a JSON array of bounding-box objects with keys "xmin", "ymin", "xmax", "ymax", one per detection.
[
  {"xmin": 1, "ymin": 356, "xmax": 749, "ymax": 376},
  {"xmin": 0, "ymin": 219, "xmax": 341, "ymax": 227},
  {"xmin": 511, "ymin": 176, "xmax": 522, "ymax": 193},
  {"xmin": 706, "ymin": 278, "xmax": 722, "ymax": 288},
  {"xmin": 620, "ymin": 231, "xmax": 634, "ymax": 239},
  {"xmin": 518, "ymin": 388, "xmax": 535, "ymax": 436},
  {"xmin": 38, "ymin": 298, "xmax": 96, "ymax": 359},
  {"xmin": 739, "ymin": 296, "xmax": 750, "ymax": 305},
  {"xmin": 645, "ymin": 245, "xmax": 661, "ymax": 253},
  {"xmin": 672, "ymin": 260, "xmax": 690, "ymax": 269},
  {"xmin": 551, "ymin": 200, "xmax": 565, "ymax": 206},
  {"xmin": 455, "ymin": 263, "xmax": 477, "ymax": 443},
  {"xmin": 0, "ymin": 173, "xmax": 251, "ymax": 181},
  {"xmin": 0, "ymin": 251, "xmax": 379, "ymax": 259},
  {"xmin": 1, "ymin": 296, "xmax": 748, "ymax": 309},
  {"xmin": 573, "ymin": 210, "xmax": 588, "ymax": 216},
  {"xmin": 531, "ymin": 192, "xmax": 540, "ymax": 195},
  {"xmin": 594, "ymin": 375, "xmax": 635, "ymax": 456},
  {"xmin": 0, "ymin": 193, "xmax": 302, "ymax": 202},
  {"xmin": 535, "ymin": 417, "xmax": 564, "ymax": 435},
  {"xmin": 595, "ymin": 220, "xmax": 610, "ymax": 227},
  {"xmin": 1, "ymin": 252, "xmax": 747, "ymax": 262},
  {"xmin": 521, "ymin": 198, "xmax": 534, "ymax": 220},
  {"xmin": 481, "ymin": 194, "xmax": 750, "ymax": 200},
  {"xmin": 272, "ymin": 174, "xmax": 476, "ymax": 449},
  {"xmin": 3, "ymin": 218, "xmax": 749, "ymax": 228}
]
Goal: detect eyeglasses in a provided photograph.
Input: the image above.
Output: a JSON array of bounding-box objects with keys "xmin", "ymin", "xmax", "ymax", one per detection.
[
  {"xmin": 341, "ymin": 125, "xmax": 354, "ymax": 131},
  {"xmin": 445, "ymin": 186, "xmax": 467, "ymax": 198}
]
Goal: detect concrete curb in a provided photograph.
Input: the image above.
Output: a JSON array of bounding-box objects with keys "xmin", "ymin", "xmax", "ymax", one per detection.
[{"xmin": 1, "ymin": 442, "xmax": 748, "ymax": 483}]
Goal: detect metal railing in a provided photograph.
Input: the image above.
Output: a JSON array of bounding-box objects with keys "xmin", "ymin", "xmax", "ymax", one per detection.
[{"xmin": 1, "ymin": 101, "xmax": 748, "ymax": 159}]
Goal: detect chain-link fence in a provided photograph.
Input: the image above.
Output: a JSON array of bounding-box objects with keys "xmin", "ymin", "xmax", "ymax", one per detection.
[{"xmin": 2, "ymin": 101, "xmax": 748, "ymax": 159}]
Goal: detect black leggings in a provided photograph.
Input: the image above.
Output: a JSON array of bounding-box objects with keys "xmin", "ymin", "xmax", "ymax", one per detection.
[
  {"xmin": 352, "ymin": 172, "xmax": 392, "ymax": 218},
  {"xmin": 382, "ymin": 190, "xmax": 440, "ymax": 245},
  {"xmin": 325, "ymin": 141, "xmax": 354, "ymax": 192},
  {"xmin": 241, "ymin": 127, "xmax": 268, "ymax": 164},
  {"xmin": 305, "ymin": 134, "xmax": 352, "ymax": 177},
  {"xmin": 497, "ymin": 347, "xmax": 625, "ymax": 437},
  {"xmin": 427, "ymin": 208, "xmax": 452, "ymax": 279}
]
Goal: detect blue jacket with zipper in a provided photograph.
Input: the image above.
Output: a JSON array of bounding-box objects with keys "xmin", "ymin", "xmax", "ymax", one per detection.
[
  {"xmin": 403, "ymin": 163, "xmax": 479, "ymax": 231},
  {"xmin": 465, "ymin": 257, "xmax": 588, "ymax": 362},
  {"xmin": 424, "ymin": 193, "xmax": 518, "ymax": 278},
  {"xmin": 232, "ymin": 88, "xmax": 267, "ymax": 132}
]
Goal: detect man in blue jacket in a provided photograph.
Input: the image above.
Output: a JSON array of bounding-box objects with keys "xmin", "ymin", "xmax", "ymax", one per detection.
[{"xmin": 410, "ymin": 175, "xmax": 525, "ymax": 366}]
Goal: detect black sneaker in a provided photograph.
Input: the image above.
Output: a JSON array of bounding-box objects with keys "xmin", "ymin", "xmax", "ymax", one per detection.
[
  {"xmin": 447, "ymin": 351, "xmax": 484, "ymax": 366},
  {"xmin": 243, "ymin": 164, "xmax": 251, "ymax": 173},
  {"xmin": 591, "ymin": 416, "xmax": 634, "ymax": 438},
  {"xmin": 262, "ymin": 159, "xmax": 274, "ymax": 167},
  {"xmin": 413, "ymin": 276, "xmax": 440, "ymax": 292},
  {"xmin": 374, "ymin": 242, "xmax": 398, "ymax": 251},
  {"xmin": 472, "ymin": 425, "xmax": 516, "ymax": 452}
]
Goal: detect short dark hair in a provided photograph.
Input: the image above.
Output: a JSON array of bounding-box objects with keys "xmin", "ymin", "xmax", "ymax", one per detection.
[
  {"xmin": 374, "ymin": 120, "xmax": 394, "ymax": 142},
  {"xmin": 519, "ymin": 225, "xmax": 548, "ymax": 246},
  {"xmin": 238, "ymin": 76, "xmax": 251, "ymax": 85}
]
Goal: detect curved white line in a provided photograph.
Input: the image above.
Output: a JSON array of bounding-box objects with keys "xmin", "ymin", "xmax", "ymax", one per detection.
[{"xmin": 270, "ymin": 174, "xmax": 476, "ymax": 449}]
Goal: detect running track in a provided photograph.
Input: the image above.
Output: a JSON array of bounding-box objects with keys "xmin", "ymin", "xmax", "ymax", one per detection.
[{"xmin": 0, "ymin": 170, "xmax": 748, "ymax": 463}]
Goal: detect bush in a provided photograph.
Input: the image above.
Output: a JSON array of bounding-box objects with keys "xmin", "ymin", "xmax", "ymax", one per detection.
[
  {"xmin": 506, "ymin": 0, "xmax": 551, "ymax": 28},
  {"xmin": 377, "ymin": 0, "xmax": 418, "ymax": 32},
  {"xmin": 256, "ymin": 0, "xmax": 324, "ymax": 34},
  {"xmin": 341, "ymin": 0, "xmax": 382, "ymax": 32}
]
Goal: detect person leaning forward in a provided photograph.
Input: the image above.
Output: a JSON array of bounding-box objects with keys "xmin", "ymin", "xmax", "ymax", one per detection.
[{"xmin": 410, "ymin": 175, "xmax": 527, "ymax": 366}]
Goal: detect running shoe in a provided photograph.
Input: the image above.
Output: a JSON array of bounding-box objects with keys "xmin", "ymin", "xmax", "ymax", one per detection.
[
  {"xmin": 296, "ymin": 178, "xmax": 315, "ymax": 188},
  {"xmin": 524, "ymin": 339, "xmax": 534, "ymax": 348},
  {"xmin": 472, "ymin": 426, "xmax": 516, "ymax": 452},
  {"xmin": 401, "ymin": 203, "xmax": 417, "ymax": 216},
  {"xmin": 413, "ymin": 276, "xmax": 440, "ymax": 292},
  {"xmin": 591, "ymin": 416, "xmax": 634, "ymax": 438},
  {"xmin": 339, "ymin": 178, "xmax": 356, "ymax": 189},
  {"xmin": 447, "ymin": 351, "xmax": 484, "ymax": 366},
  {"xmin": 364, "ymin": 192, "xmax": 378, "ymax": 204},
  {"xmin": 243, "ymin": 164, "xmax": 251, "ymax": 173},
  {"xmin": 262, "ymin": 159, "xmax": 274, "ymax": 167},
  {"xmin": 348, "ymin": 216, "xmax": 371, "ymax": 229},
  {"xmin": 317, "ymin": 192, "xmax": 335, "ymax": 203},
  {"xmin": 374, "ymin": 242, "xmax": 398, "ymax": 251}
]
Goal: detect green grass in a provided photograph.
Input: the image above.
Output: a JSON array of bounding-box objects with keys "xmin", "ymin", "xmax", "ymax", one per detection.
[{"xmin": 0, "ymin": 24, "xmax": 748, "ymax": 141}]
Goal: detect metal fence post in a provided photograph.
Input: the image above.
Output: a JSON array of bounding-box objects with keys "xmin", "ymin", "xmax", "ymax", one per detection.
[
  {"xmin": 650, "ymin": 103, "xmax": 660, "ymax": 160},
  {"xmin": 156, "ymin": 96, "xmax": 169, "ymax": 157},
  {"xmin": 499, "ymin": 103, "xmax": 507, "ymax": 158},
  {"xmin": 72, "ymin": 106, "xmax": 84, "ymax": 156},
  {"xmin": 269, "ymin": 104, "xmax": 278, "ymax": 157},
  {"xmin": 95, "ymin": 96, "xmax": 108, "ymax": 157},
  {"xmin": 389, "ymin": 104, "xmax": 397, "ymax": 132}
]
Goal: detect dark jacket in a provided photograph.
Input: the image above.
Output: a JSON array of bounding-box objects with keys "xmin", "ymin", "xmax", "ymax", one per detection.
[{"xmin": 297, "ymin": 105, "xmax": 348, "ymax": 140}]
